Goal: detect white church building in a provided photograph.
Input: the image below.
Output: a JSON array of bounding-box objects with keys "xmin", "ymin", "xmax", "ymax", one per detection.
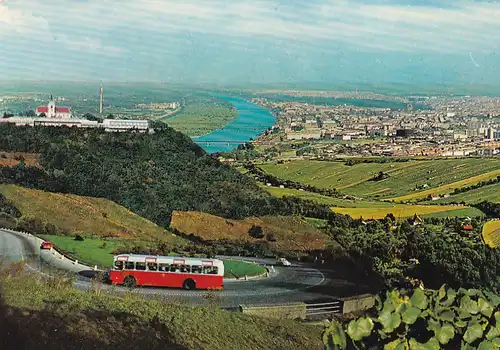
[{"xmin": 35, "ymin": 95, "xmax": 72, "ymax": 118}]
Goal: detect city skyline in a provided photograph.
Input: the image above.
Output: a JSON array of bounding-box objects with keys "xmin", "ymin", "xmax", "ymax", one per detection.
[{"xmin": 1, "ymin": 0, "xmax": 499, "ymax": 85}]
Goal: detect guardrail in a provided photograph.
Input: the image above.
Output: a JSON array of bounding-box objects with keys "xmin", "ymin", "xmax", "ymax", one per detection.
[{"xmin": 305, "ymin": 301, "xmax": 342, "ymax": 317}]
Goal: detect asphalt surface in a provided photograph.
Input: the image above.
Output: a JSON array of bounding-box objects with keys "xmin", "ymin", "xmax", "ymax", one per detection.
[{"xmin": 0, "ymin": 229, "xmax": 370, "ymax": 308}]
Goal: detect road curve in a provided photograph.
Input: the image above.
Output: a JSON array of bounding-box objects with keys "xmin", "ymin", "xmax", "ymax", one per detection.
[{"xmin": 0, "ymin": 229, "xmax": 367, "ymax": 307}]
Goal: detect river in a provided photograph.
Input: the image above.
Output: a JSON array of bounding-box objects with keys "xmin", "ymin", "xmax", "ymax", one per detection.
[{"xmin": 193, "ymin": 96, "xmax": 276, "ymax": 154}]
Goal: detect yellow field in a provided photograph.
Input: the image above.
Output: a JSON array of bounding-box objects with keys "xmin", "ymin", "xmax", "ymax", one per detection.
[
  {"xmin": 388, "ymin": 169, "xmax": 500, "ymax": 202},
  {"xmin": 482, "ymin": 220, "xmax": 500, "ymax": 248},
  {"xmin": 330, "ymin": 204, "xmax": 475, "ymax": 220},
  {"xmin": 0, "ymin": 184, "xmax": 182, "ymax": 243}
]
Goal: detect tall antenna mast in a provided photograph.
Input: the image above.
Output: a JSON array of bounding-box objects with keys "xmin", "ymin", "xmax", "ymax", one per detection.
[{"xmin": 99, "ymin": 80, "xmax": 103, "ymax": 115}]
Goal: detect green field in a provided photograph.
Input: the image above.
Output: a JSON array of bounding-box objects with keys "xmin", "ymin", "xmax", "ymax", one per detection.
[
  {"xmin": 40, "ymin": 235, "xmax": 265, "ymax": 278},
  {"xmin": 223, "ymin": 260, "xmax": 266, "ymax": 278},
  {"xmin": 432, "ymin": 182, "xmax": 500, "ymax": 204},
  {"xmin": 262, "ymin": 185, "xmax": 482, "ymax": 219},
  {"xmin": 260, "ymin": 159, "xmax": 500, "ymax": 199},
  {"xmin": 262, "ymin": 185, "xmax": 395, "ymax": 207},
  {"xmin": 164, "ymin": 103, "xmax": 237, "ymax": 137}
]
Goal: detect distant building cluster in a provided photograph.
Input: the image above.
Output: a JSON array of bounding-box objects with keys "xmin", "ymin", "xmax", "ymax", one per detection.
[{"xmin": 253, "ymin": 97, "xmax": 500, "ymax": 158}]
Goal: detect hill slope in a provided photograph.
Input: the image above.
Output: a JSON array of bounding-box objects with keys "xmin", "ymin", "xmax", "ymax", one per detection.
[
  {"xmin": 170, "ymin": 210, "xmax": 330, "ymax": 252},
  {"xmin": 0, "ymin": 184, "xmax": 183, "ymax": 243},
  {"xmin": 0, "ymin": 124, "xmax": 282, "ymax": 227}
]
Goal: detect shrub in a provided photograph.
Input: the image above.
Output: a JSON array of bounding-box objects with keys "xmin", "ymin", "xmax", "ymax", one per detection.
[
  {"xmin": 323, "ymin": 284, "xmax": 500, "ymax": 349},
  {"xmin": 74, "ymin": 234, "xmax": 84, "ymax": 241},
  {"xmin": 248, "ymin": 224, "xmax": 264, "ymax": 239},
  {"xmin": 266, "ymin": 231, "xmax": 277, "ymax": 242}
]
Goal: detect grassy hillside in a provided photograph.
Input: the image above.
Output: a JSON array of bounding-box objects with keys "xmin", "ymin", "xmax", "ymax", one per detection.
[
  {"xmin": 170, "ymin": 211, "xmax": 330, "ymax": 252},
  {"xmin": 482, "ymin": 220, "xmax": 500, "ymax": 248},
  {"xmin": 260, "ymin": 159, "xmax": 500, "ymax": 199},
  {"xmin": 0, "ymin": 270, "xmax": 323, "ymax": 350},
  {"xmin": 431, "ymin": 182, "xmax": 500, "ymax": 204},
  {"xmin": 0, "ymin": 184, "xmax": 183, "ymax": 244}
]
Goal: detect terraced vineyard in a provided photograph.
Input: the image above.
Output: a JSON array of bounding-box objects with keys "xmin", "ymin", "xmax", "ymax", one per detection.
[
  {"xmin": 482, "ymin": 220, "xmax": 500, "ymax": 248},
  {"xmin": 432, "ymin": 182, "xmax": 500, "ymax": 204},
  {"xmin": 260, "ymin": 158, "xmax": 500, "ymax": 200},
  {"xmin": 262, "ymin": 185, "xmax": 483, "ymax": 219}
]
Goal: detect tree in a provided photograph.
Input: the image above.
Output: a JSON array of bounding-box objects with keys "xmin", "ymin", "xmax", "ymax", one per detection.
[
  {"xmin": 107, "ymin": 114, "xmax": 115, "ymax": 119},
  {"xmin": 83, "ymin": 113, "xmax": 102, "ymax": 122},
  {"xmin": 26, "ymin": 110, "xmax": 36, "ymax": 117},
  {"xmin": 248, "ymin": 224, "xmax": 264, "ymax": 239},
  {"xmin": 38, "ymin": 112, "xmax": 46, "ymax": 118},
  {"xmin": 2, "ymin": 112, "xmax": 13, "ymax": 119}
]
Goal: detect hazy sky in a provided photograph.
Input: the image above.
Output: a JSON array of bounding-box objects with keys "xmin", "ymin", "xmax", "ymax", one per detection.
[{"xmin": 1, "ymin": 0, "xmax": 499, "ymax": 85}]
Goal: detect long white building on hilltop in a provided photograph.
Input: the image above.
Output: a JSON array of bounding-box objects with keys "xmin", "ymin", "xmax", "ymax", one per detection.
[{"xmin": 1, "ymin": 96, "xmax": 150, "ymax": 132}]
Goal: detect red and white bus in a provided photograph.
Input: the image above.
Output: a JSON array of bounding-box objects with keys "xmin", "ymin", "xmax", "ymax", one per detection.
[{"xmin": 107, "ymin": 254, "xmax": 224, "ymax": 290}]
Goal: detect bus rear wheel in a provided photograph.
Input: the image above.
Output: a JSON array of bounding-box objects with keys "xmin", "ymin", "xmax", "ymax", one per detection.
[
  {"xmin": 123, "ymin": 276, "xmax": 137, "ymax": 288},
  {"xmin": 183, "ymin": 279, "xmax": 196, "ymax": 290}
]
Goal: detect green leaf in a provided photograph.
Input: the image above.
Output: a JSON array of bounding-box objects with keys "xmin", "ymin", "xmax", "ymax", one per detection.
[
  {"xmin": 486, "ymin": 324, "xmax": 500, "ymax": 340},
  {"xmin": 375, "ymin": 295, "xmax": 383, "ymax": 311},
  {"xmin": 346, "ymin": 317, "xmax": 374, "ymax": 341},
  {"xmin": 463, "ymin": 323, "xmax": 484, "ymax": 344},
  {"xmin": 323, "ymin": 321, "xmax": 347, "ymax": 350},
  {"xmin": 478, "ymin": 298, "xmax": 493, "ymax": 318},
  {"xmin": 441, "ymin": 288, "xmax": 457, "ymax": 307},
  {"xmin": 409, "ymin": 337, "xmax": 440, "ymax": 350},
  {"xmin": 492, "ymin": 338, "xmax": 500, "ymax": 346},
  {"xmin": 384, "ymin": 338, "xmax": 408, "ymax": 350},
  {"xmin": 436, "ymin": 309, "xmax": 455, "ymax": 323},
  {"xmin": 458, "ymin": 310, "xmax": 472, "ymax": 320},
  {"xmin": 477, "ymin": 340, "xmax": 495, "ymax": 350},
  {"xmin": 410, "ymin": 289, "xmax": 428, "ymax": 310},
  {"xmin": 435, "ymin": 323, "xmax": 455, "ymax": 345},
  {"xmin": 455, "ymin": 320, "xmax": 467, "ymax": 328},
  {"xmin": 438, "ymin": 285, "xmax": 447, "ymax": 300},
  {"xmin": 460, "ymin": 295, "xmax": 479, "ymax": 315},
  {"xmin": 483, "ymin": 290, "xmax": 500, "ymax": 307},
  {"xmin": 427, "ymin": 318, "xmax": 440, "ymax": 333},
  {"xmin": 402, "ymin": 307, "xmax": 421, "ymax": 325},
  {"xmin": 378, "ymin": 310, "xmax": 402, "ymax": 333}
]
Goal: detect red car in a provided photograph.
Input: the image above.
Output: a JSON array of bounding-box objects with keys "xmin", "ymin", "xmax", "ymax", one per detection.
[{"xmin": 40, "ymin": 241, "xmax": 53, "ymax": 250}]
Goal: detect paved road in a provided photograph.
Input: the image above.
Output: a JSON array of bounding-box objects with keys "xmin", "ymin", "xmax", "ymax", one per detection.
[{"xmin": 0, "ymin": 229, "xmax": 368, "ymax": 307}]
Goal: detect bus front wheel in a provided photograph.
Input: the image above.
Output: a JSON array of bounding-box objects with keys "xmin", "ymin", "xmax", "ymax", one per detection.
[
  {"xmin": 123, "ymin": 276, "xmax": 137, "ymax": 288},
  {"xmin": 183, "ymin": 279, "xmax": 196, "ymax": 290}
]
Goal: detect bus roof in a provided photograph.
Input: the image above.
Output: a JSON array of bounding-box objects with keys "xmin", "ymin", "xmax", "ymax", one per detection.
[{"xmin": 113, "ymin": 254, "xmax": 224, "ymax": 266}]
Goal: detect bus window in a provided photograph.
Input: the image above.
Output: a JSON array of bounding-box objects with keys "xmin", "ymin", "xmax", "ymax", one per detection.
[
  {"xmin": 159, "ymin": 263, "xmax": 169, "ymax": 272},
  {"xmin": 192, "ymin": 265, "xmax": 202, "ymax": 274},
  {"xmin": 125, "ymin": 261, "xmax": 135, "ymax": 270},
  {"xmin": 147, "ymin": 262, "xmax": 158, "ymax": 271},
  {"xmin": 114, "ymin": 261, "xmax": 124, "ymax": 270},
  {"xmin": 170, "ymin": 264, "xmax": 180, "ymax": 272},
  {"xmin": 136, "ymin": 262, "xmax": 147, "ymax": 271},
  {"xmin": 203, "ymin": 266, "xmax": 218, "ymax": 274},
  {"xmin": 180, "ymin": 265, "xmax": 191, "ymax": 273}
]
